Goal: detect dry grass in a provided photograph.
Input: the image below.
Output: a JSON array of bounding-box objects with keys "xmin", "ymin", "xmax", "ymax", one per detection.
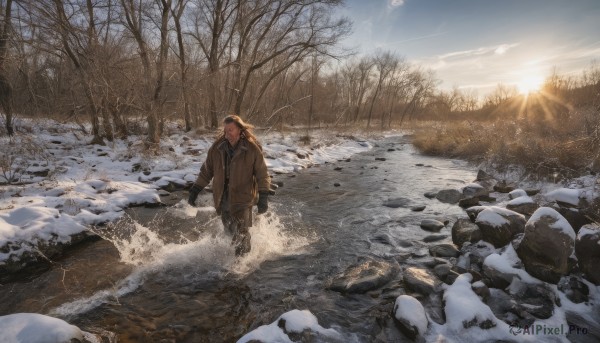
[{"xmin": 409, "ymin": 111, "xmax": 600, "ymax": 179}]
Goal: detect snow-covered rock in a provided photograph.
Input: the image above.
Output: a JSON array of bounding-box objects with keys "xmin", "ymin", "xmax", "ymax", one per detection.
[
  {"xmin": 506, "ymin": 195, "xmax": 538, "ymax": 216},
  {"xmin": 515, "ymin": 207, "xmax": 576, "ymax": 283},
  {"xmin": 475, "ymin": 207, "xmax": 526, "ymax": 248},
  {"xmin": 508, "ymin": 189, "xmax": 528, "ymax": 200},
  {"xmin": 442, "ymin": 274, "xmax": 506, "ymax": 331},
  {"xmin": 545, "ymin": 188, "xmax": 587, "ymax": 207},
  {"xmin": 575, "ymin": 224, "xmax": 600, "ymax": 285},
  {"xmin": 482, "ymin": 244, "xmax": 540, "ymax": 289},
  {"xmin": 237, "ymin": 309, "xmax": 340, "ymax": 343},
  {"xmin": 0, "ymin": 313, "xmax": 84, "ymax": 343},
  {"xmin": 393, "ymin": 295, "xmax": 428, "ymax": 339}
]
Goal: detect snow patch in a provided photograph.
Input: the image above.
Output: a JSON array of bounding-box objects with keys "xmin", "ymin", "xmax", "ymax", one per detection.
[{"xmin": 0, "ymin": 313, "xmax": 83, "ymax": 343}]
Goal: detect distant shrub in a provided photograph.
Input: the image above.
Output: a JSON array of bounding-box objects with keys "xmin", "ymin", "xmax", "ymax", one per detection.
[
  {"xmin": 410, "ymin": 111, "xmax": 600, "ymax": 180},
  {"xmin": 0, "ymin": 135, "xmax": 52, "ymax": 185}
]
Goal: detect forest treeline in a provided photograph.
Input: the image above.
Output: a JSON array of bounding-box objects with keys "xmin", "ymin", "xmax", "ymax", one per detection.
[
  {"xmin": 0, "ymin": 0, "xmax": 599, "ymax": 149},
  {"xmin": 1, "ymin": 0, "xmax": 433, "ymax": 144}
]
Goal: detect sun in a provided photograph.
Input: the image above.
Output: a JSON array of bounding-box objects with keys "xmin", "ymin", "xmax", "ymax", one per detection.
[{"xmin": 517, "ymin": 75, "xmax": 544, "ymax": 94}]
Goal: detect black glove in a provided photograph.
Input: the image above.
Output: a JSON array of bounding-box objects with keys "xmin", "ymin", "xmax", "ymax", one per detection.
[
  {"xmin": 188, "ymin": 184, "xmax": 203, "ymax": 206},
  {"xmin": 257, "ymin": 191, "xmax": 268, "ymax": 214}
]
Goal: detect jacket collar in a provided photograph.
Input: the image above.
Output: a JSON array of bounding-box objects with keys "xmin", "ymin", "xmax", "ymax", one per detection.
[{"xmin": 217, "ymin": 138, "xmax": 248, "ymax": 152}]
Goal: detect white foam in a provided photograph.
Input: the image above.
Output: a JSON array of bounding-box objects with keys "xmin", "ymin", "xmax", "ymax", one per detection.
[{"xmin": 50, "ymin": 209, "xmax": 312, "ymax": 317}]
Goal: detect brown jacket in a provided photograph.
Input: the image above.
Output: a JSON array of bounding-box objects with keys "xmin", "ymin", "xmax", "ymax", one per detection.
[{"xmin": 194, "ymin": 137, "xmax": 270, "ymax": 214}]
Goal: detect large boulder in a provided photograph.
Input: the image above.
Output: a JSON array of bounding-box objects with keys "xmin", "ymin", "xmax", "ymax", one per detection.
[
  {"xmin": 515, "ymin": 207, "xmax": 576, "ymax": 283},
  {"xmin": 328, "ymin": 259, "xmax": 398, "ymax": 293},
  {"xmin": 403, "ymin": 267, "xmax": 442, "ymax": 295},
  {"xmin": 507, "ymin": 278, "xmax": 558, "ymax": 320},
  {"xmin": 451, "ymin": 218, "xmax": 482, "ymax": 247},
  {"xmin": 506, "ymin": 196, "xmax": 539, "ymax": 216},
  {"xmin": 575, "ymin": 224, "xmax": 600, "ymax": 285},
  {"xmin": 393, "ymin": 295, "xmax": 429, "ymax": 339},
  {"xmin": 554, "ymin": 204, "xmax": 592, "ymax": 233},
  {"xmin": 475, "ymin": 207, "xmax": 526, "ymax": 248}
]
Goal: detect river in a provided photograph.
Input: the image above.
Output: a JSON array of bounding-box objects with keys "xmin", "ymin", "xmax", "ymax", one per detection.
[{"xmin": 0, "ymin": 135, "xmax": 478, "ymax": 342}]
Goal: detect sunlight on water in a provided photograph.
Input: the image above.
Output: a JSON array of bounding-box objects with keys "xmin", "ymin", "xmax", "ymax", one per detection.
[{"xmin": 50, "ymin": 205, "xmax": 312, "ymax": 317}]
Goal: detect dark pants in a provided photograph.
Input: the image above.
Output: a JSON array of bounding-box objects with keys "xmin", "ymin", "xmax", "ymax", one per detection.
[{"xmin": 221, "ymin": 191, "xmax": 252, "ymax": 256}]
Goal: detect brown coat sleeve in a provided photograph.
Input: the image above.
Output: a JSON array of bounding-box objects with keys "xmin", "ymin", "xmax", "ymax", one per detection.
[
  {"xmin": 252, "ymin": 144, "xmax": 270, "ymax": 193},
  {"xmin": 195, "ymin": 145, "xmax": 216, "ymax": 188}
]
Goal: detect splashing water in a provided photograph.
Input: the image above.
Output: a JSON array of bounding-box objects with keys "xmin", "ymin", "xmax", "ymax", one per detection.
[{"xmin": 50, "ymin": 205, "xmax": 312, "ymax": 317}]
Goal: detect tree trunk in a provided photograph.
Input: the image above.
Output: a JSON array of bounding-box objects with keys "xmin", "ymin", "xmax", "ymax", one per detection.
[{"xmin": 0, "ymin": 0, "xmax": 13, "ymax": 136}]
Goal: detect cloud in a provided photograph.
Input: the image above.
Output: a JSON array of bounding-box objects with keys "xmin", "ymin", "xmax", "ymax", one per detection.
[
  {"xmin": 437, "ymin": 43, "xmax": 520, "ymax": 60},
  {"xmin": 388, "ymin": 0, "xmax": 405, "ymax": 8}
]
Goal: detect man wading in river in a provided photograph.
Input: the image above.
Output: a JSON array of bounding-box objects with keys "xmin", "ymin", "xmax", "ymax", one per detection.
[{"xmin": 188, "ymin": 115, "xmax": 271, "ymax": 256}]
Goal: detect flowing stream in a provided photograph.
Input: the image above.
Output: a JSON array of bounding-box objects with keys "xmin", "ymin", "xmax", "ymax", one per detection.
[{"xmin": 0, "ymin": 135, "xmax": 478, "ymax": 342}]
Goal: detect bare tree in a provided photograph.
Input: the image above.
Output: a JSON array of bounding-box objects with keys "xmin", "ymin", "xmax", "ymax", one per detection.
[
  {"xmin": 171, "ymin": 0, "xmax": 192, "ymax": 131},
  {"xmin": 47, "ymin": 0, "xmax": 103, "ymax": 143},
  {"xmin": 189, "ymin": 0, "xmax": 236, "ymax": 128},
  {"xmin": 344, "ymin": 56, "xmax": 373, "ymax": 123},
  {"xmin": 399, "ymin": 68, "xmax": 437, "ymax": 125},
  {"xmin": 382, "ymin": 58, "xmax": 409, "ymax": 128},
  {"xmin": 231, "ymin": 0, "xmax": 350, "ymax": 119},
  {"xmin": 0, "ymin": 0, "xmax": 13, "ymax": 136},
  {"xmin": 120, "ymin": 0, "xmax": 172, "ymax": 146},
  {"xmin": 362, "ymin": 51, "xmax": 396, "ymax": 129}
]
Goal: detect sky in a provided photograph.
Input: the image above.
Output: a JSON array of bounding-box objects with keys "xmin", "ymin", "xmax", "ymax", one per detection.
[{"xmin": 340, "ymin": 0, "xmax": 600, "ymax": 94}]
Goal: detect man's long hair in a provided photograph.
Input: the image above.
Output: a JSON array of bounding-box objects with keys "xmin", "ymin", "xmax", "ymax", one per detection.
[{"xmin": 216, "ymin": 114, "xmax": 262, "ymax": 150}]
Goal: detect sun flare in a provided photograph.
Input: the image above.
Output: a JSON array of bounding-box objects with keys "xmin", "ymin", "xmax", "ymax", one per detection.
[{"xmin": 517, "ymin": 75, "xmax": 544, "ymax": 94}]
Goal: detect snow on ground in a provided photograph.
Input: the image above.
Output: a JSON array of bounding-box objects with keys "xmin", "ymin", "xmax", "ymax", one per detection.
[{"xmin": 0, "ymin": 119, "xmax": 374, "ymax": 266}]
